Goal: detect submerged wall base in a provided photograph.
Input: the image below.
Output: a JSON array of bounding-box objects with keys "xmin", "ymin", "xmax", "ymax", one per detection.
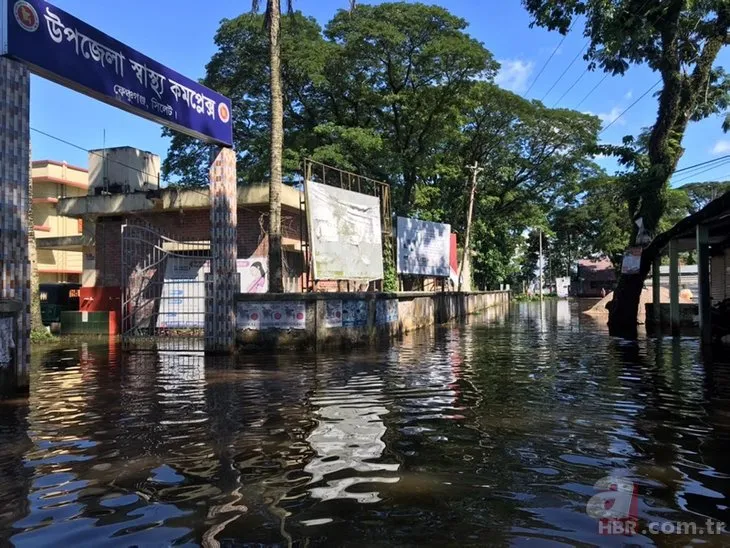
[{"xmin": 235, "ymin": 291, "xmax": 510, "ymax": 351}]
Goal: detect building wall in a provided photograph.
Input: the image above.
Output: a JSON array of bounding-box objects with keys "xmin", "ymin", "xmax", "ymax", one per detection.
[
  {"xmin": 32, "ymin": 161, "xmax": 88, "ymax": 283},
  {"xmin": 89, "ymin": 207, "xmax": 304, "ymax": 290}
]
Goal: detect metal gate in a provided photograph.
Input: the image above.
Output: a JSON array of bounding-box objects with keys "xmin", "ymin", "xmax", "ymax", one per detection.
[{"xmin": 121, "ymin": 222, "xmax": 212, "ymax": 351}]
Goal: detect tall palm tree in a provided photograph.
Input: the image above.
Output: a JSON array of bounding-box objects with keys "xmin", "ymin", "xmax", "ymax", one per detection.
[{"xmin": 252, "ymin": 0, "xmax": 355, "ymax": 294}]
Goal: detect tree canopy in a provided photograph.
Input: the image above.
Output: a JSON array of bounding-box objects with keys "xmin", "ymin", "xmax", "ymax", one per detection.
[{"xmin": 163, "ymin": 2, "xmax": 728, "ymax": 291}]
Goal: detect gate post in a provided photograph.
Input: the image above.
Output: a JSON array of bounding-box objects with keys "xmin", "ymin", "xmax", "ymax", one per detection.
[
  {"xmin": 206, "ymin": 148, "xmax": 238, "ymax": 353},
  {"xmin": 0, "ymin": 58, "xmax": 30, "ymax": 392}
]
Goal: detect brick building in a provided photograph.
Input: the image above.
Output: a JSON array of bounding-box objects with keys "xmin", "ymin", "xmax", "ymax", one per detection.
[{"xmin": 58, "ymin": 183, "xmax": 307, "ymax": 321}]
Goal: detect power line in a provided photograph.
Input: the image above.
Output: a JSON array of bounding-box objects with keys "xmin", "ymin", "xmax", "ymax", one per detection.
[
  {"xmin": 575, "ymin": 73, "xmax": 608, "ymax": 108},
  {"xmin": 673, "ymin": 154, "xmax": 730, "ymax": 176},
  {"xmin": 552, "ymin": 68, "xmax": 588, "ymax": 107},
  {"xmin": 599, "ymin": 79, "xmax": 661, "ymax": 135},
  {"xmin": 524, "ymin": 18, "xmax": 579, "ymax": 97},
  {"xmin": 541, "ymin": 41, "xmax": 589, "ymax": 102},
  {"xmin": 31, "ymin": 126, "xmax": 162, "ymax": 183},
  {"xmin": 673, "ymin": 157, "xmax": 730, "ymax": 184}
]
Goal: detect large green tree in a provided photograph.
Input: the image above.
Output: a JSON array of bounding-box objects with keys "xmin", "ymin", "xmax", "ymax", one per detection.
[
  {"xmin": 163, "ymin": 3, "xmax": 601, "ymax": 288},
  {"xmin": 524, "ymin": 0, "xmax": 730, "ymax": 338}
]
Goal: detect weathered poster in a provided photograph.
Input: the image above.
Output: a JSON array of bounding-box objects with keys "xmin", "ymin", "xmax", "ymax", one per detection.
[
  {"xmin": 237, "ymin": 257, "xmax": 268, "ymax": 294},
  {"xmin": 325, "ymin": 300, "xmax": 343, "ymax": 328},
  {"xmin": 376, "ymin": 299, "xmax": 398, "ymax": 326},
  {"xmin": 305, "ymin": 180, "xmax": 383, "ymax": 280},
  {"xmin": 342, "ymin": 300, "xmax": 368, "ymax": 328},
  {"xmin": 621, "ymin": 247, "xmax": 643, "ymax": 275},
  {"xmin": 555, "ymin": 277, "xmax": 570, "ymax": 298},
  {"xmin": 157, "ymin": 256, "xmax": 207, "ymax": 328},
  {"xmin": 397, "ymin": 217, "xmax": 451, "ymax": 277},
  {"xmin": 237, "ymin": 301, "xmax": 306, "ymax": 331}
]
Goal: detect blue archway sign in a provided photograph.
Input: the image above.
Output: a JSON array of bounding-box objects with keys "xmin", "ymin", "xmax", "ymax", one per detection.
[{"xmin": 1, "ymin": 0, "xmax": 233, "ymax": 147}]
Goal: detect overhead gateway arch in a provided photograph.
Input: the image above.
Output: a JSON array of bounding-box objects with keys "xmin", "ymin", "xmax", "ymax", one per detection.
[{"xmin": 0, "ymin": 0, "xmax": 237, "ymax": 391}]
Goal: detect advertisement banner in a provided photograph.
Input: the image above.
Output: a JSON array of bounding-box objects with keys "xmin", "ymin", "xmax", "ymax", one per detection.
[
  {"xmin": 376, "ymin": 299, "xmax": 398, "ymax": 326},
  {"xmin": 2, "ymin": 0, "xmax": 233, "ymax": 145},
  {"xmin": 396, "ymin": 217, "xmax": 451, "ymax": 277},
  {"xmin": 157, "ymin": 256, "xmax": 268, "ymax": 328},
  {"xmin": 305, "ymin": 180, "xmax": 383, "ymax": 280},
  {"xmin": 324, "ymin": 300, "xmax": 343, "ymax": 328},
  {"xmin": 237, "ymin": 301, "xmax": 306, "ymax": 331},
  {"xmin": 237, "ymin": 258, "xmax": 268, "ymax": 294},
  {"xmin": 157, "ymin": 256, "xmax": 207, "ymax": 329},
  {"xmin": 621, "ymin": 247, "xmax": 643, "ymax": 275},
  {"xmin": 342, "ymin": 300, "xmax": 368, "ymax": 327},
  {"xmin": 555, "ymin": 276, "xmax": 570, "ymax": 298}
]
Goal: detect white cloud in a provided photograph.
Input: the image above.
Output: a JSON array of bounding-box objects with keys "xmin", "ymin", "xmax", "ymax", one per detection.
[
  {"xmin": 711, "ymin": 140, "xmax": 730, "ymax": 155},
  {"xmin": 495, "ymin": 59, "xmax": 534, "ymax": 94},
  {"xmin": 597, "ymin": 106, "xmax": 626, "ymax": 126},
  {"xmin": 624, "ymin": 90, "xmax": 633, "ymax": 100}
]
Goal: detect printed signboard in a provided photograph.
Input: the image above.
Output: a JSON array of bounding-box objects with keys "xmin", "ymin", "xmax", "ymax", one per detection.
[
  {"xmin": 156, "ymin": 256, "xmax": 268, "ymax": 328},
  {"xmin": 397, "ymin": 217, "xmax": 451, "ymax": 277},
  {"xmin": 621, "ymin": 247, "xmax": 643, "ymax": 275},
  {"xmin": 305, "ymin": 180, "xmax": 384, "ymax": 280},
  {"xmin": 342, "ymin": 300, "xmax": 368, "ymax": 327},
  {"xmin": 376, "ymin": 299, "xmax": 398, "ymax": 326},
  {"xmin": 237, "ymin": 301, "xmax": 306, "ymax": 331},
  {"xmin": 555, "ymin": 277, "xmax": 570, "ymax": 298},
  {"xmin": 1, "ymin": 0, "xmax": 233, "ymax": 146},
  {"xmin": 157, "ymin": 256, "xmax": 207, "ymax": 329},
  {"xmin": 325, "ymin": 300, "xmax": 343, "ymax": 328}
]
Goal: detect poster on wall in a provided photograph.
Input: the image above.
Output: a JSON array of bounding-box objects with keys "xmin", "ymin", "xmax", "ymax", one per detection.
[
  {"xmin": 376, "ymin": 299, "xmax": 398, "ymax": 326},
  {"xmin": 157, "ymin": 256, "xmax": 207, "ymax": 328},
  {"xmin": 342, "ymin": 300, "xmax": 368, "ymax": 328},
  {"xmin": 237, "ymin": 258, "xmax": 268, "ymax": 293},
  {"xmin": 621, "ymin": 247, "xmax": 643, "ymax": 275},
  {"xmin": 396, "ymin": 217, "xmax": 451, "ymax": 277},
  {"xmin": 305, "ymin": 180, "xmax": 384, "ymax": 280},
  {"xmin": 325, "ymin": 300, "xmax": 343, "ymax": 328},
  {"xmin": 237, "ymin": 301, "xmax": 306, "ymax": 331},
  {"xmin": 158, "ymin": 256, "xmax": 268, "ymax": 328},
  {"xmin": 555, "ymin": 277, "xmax": 570, "ymax": 298}
]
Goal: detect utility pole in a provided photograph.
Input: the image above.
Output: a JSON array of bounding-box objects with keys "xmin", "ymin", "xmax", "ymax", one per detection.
[
  {"xmin": 539, "ymin": 230, "xmax": 544, "ymax": 300},
  {"xmin": 459, "ymin": 161, "xmax": 483, "ymax": 292}
]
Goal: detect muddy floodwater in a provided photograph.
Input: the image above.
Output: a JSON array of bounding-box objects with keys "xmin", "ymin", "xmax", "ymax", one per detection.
[{"xmin": 1, "ymin": 301, "xmax": 729, "ymax": 546}]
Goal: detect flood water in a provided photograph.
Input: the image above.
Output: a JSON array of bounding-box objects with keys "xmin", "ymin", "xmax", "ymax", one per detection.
[{"xmin": 1, "ymin": 300, "xmax": 730, "ymax": 546}]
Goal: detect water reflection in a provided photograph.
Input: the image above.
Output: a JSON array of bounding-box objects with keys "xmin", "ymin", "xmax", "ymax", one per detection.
[
  {"xmin": 306, "ymin": 371, "xmax": 399, "ymax": 503},
  {"xmin": 0, "ymin": 301, "xmax": 728, "ymax": 545}
]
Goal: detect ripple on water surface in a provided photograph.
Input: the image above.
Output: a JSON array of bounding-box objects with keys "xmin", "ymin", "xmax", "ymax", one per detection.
[{"xmin": 0, "ymin": 302, "xmax": 729, "ymax": 546}]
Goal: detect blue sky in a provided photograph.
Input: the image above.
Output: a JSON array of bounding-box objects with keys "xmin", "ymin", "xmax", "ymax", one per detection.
[{"xmin": 30, "ymin": 0, "xmax": 730, "ymax": 185}]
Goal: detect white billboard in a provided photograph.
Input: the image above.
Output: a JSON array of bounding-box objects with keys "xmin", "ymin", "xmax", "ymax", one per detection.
[
  {"xmin": 305, "ymin": 181, "xmax": 384, "ymax": 280},
  {"xmin": 397, "ymin": 217, "xmax": 451, "ymax": 277}
]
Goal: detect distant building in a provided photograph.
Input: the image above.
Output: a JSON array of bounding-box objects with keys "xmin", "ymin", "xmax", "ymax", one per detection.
[
  {"xmin": 573, "ymin": 258, "xmax": 617, "ymax": 297},
  {"xmin": 32, "ymin": 160, "xmax": 89, "ymax": 284}
]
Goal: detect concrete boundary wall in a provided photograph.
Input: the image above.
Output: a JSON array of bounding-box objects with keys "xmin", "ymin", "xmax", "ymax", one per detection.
[{"xmin": 234, "ymin": 291, "xmax": 510, "ymax": 350}]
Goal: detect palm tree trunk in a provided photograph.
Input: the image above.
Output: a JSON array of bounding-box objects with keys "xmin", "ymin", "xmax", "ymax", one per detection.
[
  {"xmin": 28, "ymin": 144, "xmax": 44, "ymax": 332},
  {"xmin": 268, "ymin": 0, "xmax": 284, "ymax": 293}
]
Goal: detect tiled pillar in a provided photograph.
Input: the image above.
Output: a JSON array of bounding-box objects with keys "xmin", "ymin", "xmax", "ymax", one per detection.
[
  {"xmin": 0, "ymin": 58, "xmax": 30, "ymax": 391},
  {"xmin": 206, "ymin": 147, "xmax": 238, "ymax": 353}
]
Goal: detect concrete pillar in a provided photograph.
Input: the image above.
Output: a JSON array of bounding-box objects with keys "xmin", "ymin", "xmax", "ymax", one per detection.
[
  {"xmin": 652, "ymin": 255, "xmax": 662, "ymax": 326},
  {"xmin": 206, "ymin": 148, "xmax": 238, "ymax": 353},
  {"xmin": 669, "ymin": 239, "xmax": 680, "ymax": 335},
  {"xmin": 0, "ymin": 58, "xmax": 30, "ymax": 392},
  {"xmin": 696, "ymin": 224, "xmax": 711, "ymax": 344}
]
